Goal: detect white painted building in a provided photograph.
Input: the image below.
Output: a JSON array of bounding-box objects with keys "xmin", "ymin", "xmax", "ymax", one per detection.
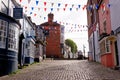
[
  {"xmin": 60, "ymin": 25, "xmax": 65, "ymax": 55},
  {"xmin": 19, "ymin": 16, "xmax": 36, "ymax": 64},
  {"xmin": 94, "ymin": 24, "xmax": 100, "ymax": 62},
  {"xmin": 34, "ymin": 25, "xmax": 45, "ymax": 62}
]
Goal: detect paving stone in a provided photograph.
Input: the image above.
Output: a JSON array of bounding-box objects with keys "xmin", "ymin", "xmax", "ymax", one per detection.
[{"xmin": 0, "ymin": 60, "xmax": 120, "ymax": 80}]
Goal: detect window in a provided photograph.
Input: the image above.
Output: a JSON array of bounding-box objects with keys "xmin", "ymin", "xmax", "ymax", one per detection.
[
  {"xmin": 105, "ymin": 39, "xmax": 111, "ymax": 53},
  {"xmin": 103, "ymin": 20, "xmax": 107, "ymax": 33},
  {"xmin": 8, "ymin": 23, "xmax": 19, "ymax": 51},
  {"xmin": 100, "ymin": 40, "xmax": 105, "ymax": 54},
  {"xmin": 100, "ymin": 38, "xmax": 111, "ymax": 54},
  {"xmin": 0, "ymin": 19, "xmax": 7, "ymax": 48}
]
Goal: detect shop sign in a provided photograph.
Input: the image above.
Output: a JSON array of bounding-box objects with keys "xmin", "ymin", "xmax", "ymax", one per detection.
[{"xmin": 13, "ymin": 8, "xmax": 23, "ymax": 19}]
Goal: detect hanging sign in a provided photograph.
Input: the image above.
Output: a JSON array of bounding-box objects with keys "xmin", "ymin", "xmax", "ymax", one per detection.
[{"xmin": 13, "ymin": 8, "xmax": 23, "ymax": 19}]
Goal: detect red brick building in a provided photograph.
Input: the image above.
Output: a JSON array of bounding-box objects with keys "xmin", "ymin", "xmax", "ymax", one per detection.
[
  {"xmin": 98, "ymin": 0, "xmax": 116, "ymax": 68},
  {"xmin": 87, "ymin": 0, "xmax": 118, "ymax": 68},
  {"xmin": 40, "ymin": 13, "xmax": 62, "ymax": 58}
]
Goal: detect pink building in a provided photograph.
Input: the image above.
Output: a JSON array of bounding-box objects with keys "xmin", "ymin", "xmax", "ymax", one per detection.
[
  {"xmin": 87, "ymin": 0, "xmax": 119, "ymax": 68},
  {"xmin": 98, "ymin": 0, "xmax": 117, "ymax": 68}
]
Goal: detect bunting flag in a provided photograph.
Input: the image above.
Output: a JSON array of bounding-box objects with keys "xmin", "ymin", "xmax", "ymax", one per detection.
[
  {"xmin": 95, "ymin": 4, "xmax": 99, "ymax": 9},
  {"xmin": 82, "ymin": 5, "xmax": 87, "ymax": 10},
  {"xmin": 57, "ymin": 8, "xmax": 60, "ymax": 11},
  {"xmin": 70, "ymin": 8, "xmax": 72, "ymax": 11},
  {"xmin": 44, "ymin": 2, "xmax": 47, "ymax": 6},
  {"xmin": 63, "ymin": 8, "xmax": 66, "ymax": 11},
  {"xmin": 51, "ymin": 3, "xmax": 54, "ymax": 7},
  {"xmin": 58, "ymin": 3, "xmax": 61, "ymax": 7},
  {"xmin": 34, "ymin": 13, "xmax": 37, "ymax": 16},
  {"xmin": 25, "ymin": 6, "xmax": 27, "ymax": 9},
  {"xmin": 101, "ymin": 4, "xmax": 105, "ymax": 9},
  {"xmin": 38, "ymin": 8, "xmax": 40, "ymax": 11},
  {"xmin": 44, "ymin": 8, "xmax": 47, "ymax": 11},
  {"xmin": 30, "ymin": 12, "xmax": 32, "ymax": 15},
  {"xmin": 107, "ymin": 4, "xmax": 111, "ymax": 8},
  {"xmin": 31, "ymin": 7, "xmax": 34, "ymax": 10},
  {"xmin": 28, "ymin": 0, "xmax": 31, "ymax": 4},
  {"xmin": 36, "ymin": 1, "xmax": 39, "ymax": 5},
  {"xmin": 51, "ymin": 8, "xmax": 53, "ymax": 12},
  {"xmin": 44, "ymin": 17, "xmax": 46, "ymax": 20},
  {"xmin": 72, "ymin": 4, "xmax": 74, "ymax": 8},
  {"xmin": 65, "ymin": 4, "xmax": 68, "ymax": 7},
  {"xmin": 76, "ymin": 8, "xmax": 78, "ymax": 11},
  {"xmin": 78, "ymin": 5, "xmax": 81, "ymax": 8},
  {"xmin": 20, "ymin": 0, "xmax": 22, "ymax": 2}
]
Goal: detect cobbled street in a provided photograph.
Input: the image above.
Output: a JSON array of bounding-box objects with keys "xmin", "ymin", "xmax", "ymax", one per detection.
[{"xmin": 1, "ymin": 60, "xmax": 120, "ymax": 80}]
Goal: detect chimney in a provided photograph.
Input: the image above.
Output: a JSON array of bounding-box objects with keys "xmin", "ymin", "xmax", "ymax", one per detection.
[{"xmin": 48, "ymin": 13, "xmax": 54, "ymax": 23}]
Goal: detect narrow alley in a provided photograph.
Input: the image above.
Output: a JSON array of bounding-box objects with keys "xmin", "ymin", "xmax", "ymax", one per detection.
[{"xmin": 1, "ymin": 60, "xmax": 120, "ymax": 80}]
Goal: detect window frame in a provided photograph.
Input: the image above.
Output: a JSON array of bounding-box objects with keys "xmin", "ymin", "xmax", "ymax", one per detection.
[
  {"xmin": 0, "ymin": 19, "xmax": 7, "ymax": 49},
  {"xmin": 105, "ymin": 39, "xmax": 111, "ymax": 53}
]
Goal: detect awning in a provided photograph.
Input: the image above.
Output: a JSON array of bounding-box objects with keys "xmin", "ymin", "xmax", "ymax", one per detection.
[{"xmin": 107, "ymin": 35, "xmax": 116, "ymax": 41}]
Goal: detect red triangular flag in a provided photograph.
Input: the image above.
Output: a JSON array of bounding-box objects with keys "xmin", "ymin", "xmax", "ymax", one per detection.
[
  {"xmin": 25, "ymin": 6, "xmax": 27, "ymax": 9},
  {"xmin": 20, "ymin": 0, "xmax": 22, "ymax": 2},
  {"xmin": 34, "ymin": 14, "xmax": 37, "ymax": 16},
  {"xmin": 44, "ymin": 8, "xmax": 47, "ymax": 11},
  {"xmin": 63, "ymin": 8, "xmax": 66, "ymax": 11},
  {"xmin": 65, "ymin": 4, "xmax": 68, "ymax": 7},
  {"xmin": 44, "ymin": 2, "xmax": 47, "ymax": 6}
]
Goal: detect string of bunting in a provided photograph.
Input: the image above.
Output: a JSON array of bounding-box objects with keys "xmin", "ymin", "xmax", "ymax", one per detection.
[
  {"xmin": 43, "ymin": 23, "xmax": 88, "ymax": 33},
  {"xmin": 64, "ymin": 25, "xmax": 88, "ymax": 33},
  {"xmin": 65, "ymin": 29, "xmax": 88, "ymax": 33},
  {"xmin": 42, "ymin": 26, "xmax": 88, "ymax": 33},
  {"xmin": 19, "ymin": 0, "xmax": 110, "ymax": 33},
  {"xmin": 20, "ymin": 0, "xmax": 111, "ymax": 12}
]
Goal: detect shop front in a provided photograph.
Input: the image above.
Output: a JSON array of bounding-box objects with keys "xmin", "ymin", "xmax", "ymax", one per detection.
[
  {"xmin": 99, "ymin": 35, "xmax": 117, "ymax": 68},
  {"xmin": 0, "ymin": 13, "xmax": 20, "ymax": 76}
]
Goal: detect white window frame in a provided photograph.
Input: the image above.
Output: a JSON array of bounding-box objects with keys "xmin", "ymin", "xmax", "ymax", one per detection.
[
  {"xmin": 0, "ymin": 19, "xmax": 7, "ymax": 49},
  {"xmin": 105, "ymin": 39, "xmax": 111, "ymax": 53},
  {"xmin": 8, "ymin": 23, "xmax": 19, "ymax": 52},
  {"xmin": 103, "ymin": 18, "xmax": 107, "ymax": 33}
]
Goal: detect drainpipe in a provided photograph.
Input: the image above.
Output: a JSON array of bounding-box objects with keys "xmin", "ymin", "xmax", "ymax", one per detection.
[{"xmin": 93, "ymin": 31, "xmax": 96, "ymax": 61}]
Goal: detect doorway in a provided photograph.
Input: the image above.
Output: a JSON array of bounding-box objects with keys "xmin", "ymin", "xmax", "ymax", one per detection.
[{"xmin": 115, "ymin": 41, "xmax": 119, "ymax": 66}]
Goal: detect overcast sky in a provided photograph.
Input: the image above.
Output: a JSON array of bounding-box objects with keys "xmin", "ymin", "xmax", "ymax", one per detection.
[{"xmin": 17, "ymin": 0, "xmax": 88, "ymax": 56}]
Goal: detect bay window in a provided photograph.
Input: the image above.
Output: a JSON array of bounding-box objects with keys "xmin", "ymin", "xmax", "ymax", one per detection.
[
  {"xmin": 0, "ymin": 19, "xmax": 7, "ymax": 48},
  {"xmin": 8, "ymin": 23, "xmax": 19, "ymax": 51},
  {"xmin": 100, "ymin": 38, "xmax": 111, "ymax": 54}
]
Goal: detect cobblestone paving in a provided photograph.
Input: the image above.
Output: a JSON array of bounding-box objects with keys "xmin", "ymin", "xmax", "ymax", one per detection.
[{"xmin": 1, "ymin": 60, "xmax": 120, "ymax": 80}]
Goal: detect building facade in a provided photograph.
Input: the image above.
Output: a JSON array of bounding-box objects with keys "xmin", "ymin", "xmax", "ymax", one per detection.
[
  {"xmin": 87, "ymin": 0, "xmax": 120, "ymax": 68},
  {"xmin": 109, "ymin": 0, "xmax": 120, "ymax": 67},
  {"xmin": 87, "ymin": 0, "xmax": 100, "ymax": 62},
  {"xmin": 60, "ymin": 25, "xmax": 65, "ymax": 57},
  {"xmin": 19, "ymin": 16, "xmax": 36, "ymax": 65},
  {"xmin": 0, "ymin": 0, "xmax": 21, "ymax": 76},
  {"xmin": 35, "ymin": 25, "xmax": 46, "ymax": 62},
  {"xmin": 98, "ymin": 0, "xmax": 117, "ymax": 68},
  {"xmin": 40, "ymin": 13, "xmax": 63, "ymax": 58}
]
